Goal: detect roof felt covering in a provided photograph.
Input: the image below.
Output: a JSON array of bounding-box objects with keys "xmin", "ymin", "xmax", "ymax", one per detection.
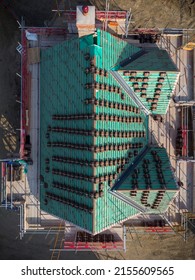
[
  {"xmin": 40, "ymin": 35, "xmax": 95, "ymax": 232},
  {"xmin": 111, "ymin": 147, "xmax": 177, "ymax": 191},
  {"xmin": 40, "ymin": 30, "xmax": 178, "ymax": 234},
  {"xmin": 110, "ymin": 147, "xmax": 178, "ymax": 213},
  {"xmin": 119, "ymin": 48, "xmax": 178, "ymax": 71},
  {"xmin": 118, "ymin": 70, "xmax": 178, "ymax": 115},
  {"xmin": 119, "ymin": 189, "xmax": 177, "ymax": 214}
]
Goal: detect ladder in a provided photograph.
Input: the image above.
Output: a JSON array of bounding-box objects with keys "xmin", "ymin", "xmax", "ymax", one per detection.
[{"xmin": 51, "ymin": 221, "xmax": 64, "ymax": 260}]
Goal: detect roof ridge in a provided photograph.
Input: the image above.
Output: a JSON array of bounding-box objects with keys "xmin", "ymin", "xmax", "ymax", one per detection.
[
  {"xmin": 110, "ymin": 70, "xmax": 151, "ymax": 115},
  {"xmin": 111, "ymin": 145, "xmax": 149, "ymax": 191},
  {"xmin": 108, "ymin": 189, "xmax": 147, "ymax": 213}
]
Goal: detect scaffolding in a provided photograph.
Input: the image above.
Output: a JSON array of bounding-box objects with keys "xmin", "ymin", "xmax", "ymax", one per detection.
[
  {"xmin": 50, "ymin": 220, "xmax": 65, "ymax": 260},
  {"xmin": 182, "ymin": 31, "xmax": 195, "ymax": 51},
  {"xmin": 17, "ymin": 28, "xmax": 194, "ymax": 230},
  {"xmin": 158, "ymin": 33, "xmax": 194, "ymax": 158},
  {"xmin": 1, "ymin": 6, "xmax": 195, "ymax": 260},
  {"xmin": 54, "ymin": 4, "xmax": 128, "ymax": 36}
]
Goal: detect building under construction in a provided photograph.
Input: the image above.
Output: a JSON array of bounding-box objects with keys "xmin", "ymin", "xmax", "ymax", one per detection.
[
  {"xmin": 1, "ymin": 4, "xmax": 195, "ymax": 254},
  {"xmin": 40, "ymin": 27, "xmax": 179, "ymax": 234}
]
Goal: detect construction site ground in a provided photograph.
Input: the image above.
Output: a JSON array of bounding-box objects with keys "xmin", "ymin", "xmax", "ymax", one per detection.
[
  {"xmin": 0, "ymin": 0, "xmax": 195, "ymax": 260},
  {"xmin": 0, "ymin": 207, "xmax": 195, "ymax": 260}
]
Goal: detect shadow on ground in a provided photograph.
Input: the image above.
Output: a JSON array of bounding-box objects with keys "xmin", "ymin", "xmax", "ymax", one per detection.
[{"xmin": 0, "ymin": 208, "xmax": 99, "ymax": 260}]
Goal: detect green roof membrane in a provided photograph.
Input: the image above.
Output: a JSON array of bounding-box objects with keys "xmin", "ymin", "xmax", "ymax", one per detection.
[
  {"xmin": 96, "ymin": 29, "xmax": 141, "ymax": 70},
  {"xmin": 110, "ymin": 147, "xmax": 178, "ymax": 214},
  {"xmin": 113, "ymin": 147, "xmax": 178, "ymax": 191},
  {"xmin": 40, "ymin": 35, "xmax": 96, "ymax": 232},
  {"xmin": 119, "ymin": 49, "xmax": 178, "ymax": 71},
  {"xmin": 118, "ymin": 70, "xmax": 178, "ymax": 115},
  {"xmin": 94, "ymin": 184, "xmax": 139, "ymax": 233},
  {"xmin": 119, "ymin": 189, "xmax": 177, "ymax": 214},
  {"xmin": 40, "ymin": 30, "xmax": 178, "ymax": 234}
]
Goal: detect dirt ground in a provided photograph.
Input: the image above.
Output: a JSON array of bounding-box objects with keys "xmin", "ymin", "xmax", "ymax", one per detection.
[
  {"xmin": 0, "ymin": 207, "xmax": 195, "ymax": 260},
  {"xmin": 90, "ymin": 0, "xmax": 195, "ymax": 29},
  {"xmin": 0, "ymin": 0, "xmax": 195, "ymax": 260},
  {"xmin": 0, "ymin": 208, "xmax": 98, "ymax": 260},
  {"xmin": 99, "ymin": 233, "xmax": 195, "ymax": 260},
  {"xmin": 0, "ymin": 7, "xmax": 20, "ymax": 159},
  {"xmin": 0, "ymin": 206, "xmax": 194, "ymax": 260}
]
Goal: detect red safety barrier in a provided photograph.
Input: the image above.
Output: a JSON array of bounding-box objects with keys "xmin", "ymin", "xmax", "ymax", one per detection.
[
  {"xmin": 96, "ymin": 11, "xmax": 127, "ymax": 20},
  {"xmin": 1, "ymin": 162, "xmax": 6, "ymax": 177},
  {"xmin": 64, "ymin": 242, "xmax": 75, "ymax": 249},
  {"xmin": 145, "ymin": 226, "xmax": 173, "ymax": 233},
  {"xmin": 20, "ymin": 29, "xmax": 28, "ymax": 158},
  {"xmin": 182, "ymin": 127, "xmax": 187, "ymax": 157},
  {"xmin": 64, "ymin": 241, "xmax": 124, "ymax": 251},
  {"xmin": 133, "ymin": 28, "xmax": 160, "ymax": 34},
  {"xmin": 27, "ymin": 27, "xmax": 67, "ymax": 36},
  {"xmin": 63, "ymin": 10, "xmax": 127, "ymax": 20}
]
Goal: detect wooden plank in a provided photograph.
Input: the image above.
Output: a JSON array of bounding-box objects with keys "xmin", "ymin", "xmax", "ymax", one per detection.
[{"xmin": 27, "ymin": 47, "xmax": 40, "ymax": 64}]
